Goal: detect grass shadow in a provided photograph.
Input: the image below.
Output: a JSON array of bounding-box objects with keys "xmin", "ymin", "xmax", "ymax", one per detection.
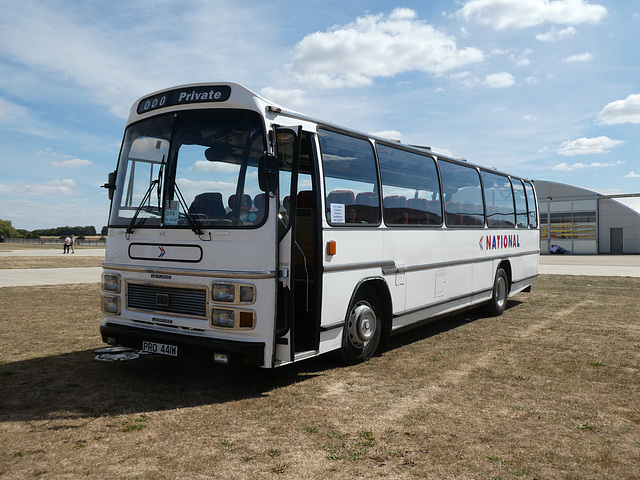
[
  {"xmin": 0, "ymin": 348, "xmax": 324, "ymax": 422},
  {"xmin": 0, "ymin": 299, "xmax": 524, "ymax": 423},
  {"xmin": 382, "ymin": 298, "xmax": 523, "ymax": 353}
]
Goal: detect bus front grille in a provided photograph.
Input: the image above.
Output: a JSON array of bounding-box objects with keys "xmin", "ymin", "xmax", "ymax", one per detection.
[{"xmin": 127, "ymin": 283, "xmax": 207, "ymax": 318}]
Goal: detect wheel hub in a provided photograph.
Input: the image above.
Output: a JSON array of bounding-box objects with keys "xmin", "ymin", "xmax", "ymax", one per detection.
[
  {"xmin": 348, "ymin": 303, "xmax": 377, "ymax": 346},
  {"xmin": 496, "ymin": 276, "xmax": 507, "ymax": 307}
]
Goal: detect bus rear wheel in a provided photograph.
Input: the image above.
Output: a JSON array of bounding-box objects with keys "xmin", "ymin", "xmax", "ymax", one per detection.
[
  {"xmin": 340, "ymin": 287, "xmax": 382, "ymax": 364},
  {"xmin": 486, "ymin": 267, "xmax": 508, "ymax": 316}
]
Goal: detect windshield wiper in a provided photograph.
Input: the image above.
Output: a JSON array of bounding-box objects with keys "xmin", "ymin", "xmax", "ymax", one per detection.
[
  {"xmin": 126, "ymin": 155, "xmax": 165, "ymax": 235},
  {"xmin": 126, "ymin": 179, "xmax": 159, "ymax": 235},
  {"xmin": 157, "ymin": 155, "xmax": 165, "ymax": 212},
  {"xmin": 174, "ymin": 182, "xmax": 205, "ymax": 236}
]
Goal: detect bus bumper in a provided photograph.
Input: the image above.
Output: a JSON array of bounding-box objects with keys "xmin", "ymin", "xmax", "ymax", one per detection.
[{"xmin": 100, "ymin": 322, "xmax": 265, "ymax": 367}]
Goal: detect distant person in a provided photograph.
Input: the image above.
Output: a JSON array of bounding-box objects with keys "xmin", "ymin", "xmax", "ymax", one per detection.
[
  {"xmin": 70, "ymin": 234, "xmax": 75, "ymax": 254},
  {"xmin": 63, "ymin": 235, "xmax": 71, "ymax": 254},
  {"xmin": 550, "ymin": 244, "xmax": 566, "ymax": 254}
]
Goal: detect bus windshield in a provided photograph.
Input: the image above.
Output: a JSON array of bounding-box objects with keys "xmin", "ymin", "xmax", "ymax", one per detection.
[{"xmin": 109, "ymin": 109, "xmax": 266, "ymax": 230}]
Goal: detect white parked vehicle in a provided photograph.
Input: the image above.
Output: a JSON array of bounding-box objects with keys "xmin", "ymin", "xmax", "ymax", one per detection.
[{"xmin": 100, "ymin": 82, "xmax": 539, "ymax": 368}]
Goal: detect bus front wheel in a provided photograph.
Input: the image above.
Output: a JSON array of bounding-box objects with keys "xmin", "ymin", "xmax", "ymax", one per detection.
[
  {"xmin": 487, "ymin": 267, "xmax": 508, "ymax": 316},
  {"xmin": 340, "ymin": 287, "xmax": 382, "ymax": 364}
]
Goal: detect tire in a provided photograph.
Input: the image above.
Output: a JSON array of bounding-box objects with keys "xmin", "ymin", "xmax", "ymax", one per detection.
[
  {"xmin": 339, "ymin": 287, "xmax": 383, "ymax": 364},
  {"xmin": 486, "ymin": 267, "xmax": 509, "ymax": 316}
]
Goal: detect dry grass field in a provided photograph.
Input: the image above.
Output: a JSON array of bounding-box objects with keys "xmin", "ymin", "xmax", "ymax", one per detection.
[
  {"xmin": 0, "ymin": 254, "xmax": 638, "ymax": 479},
  {"xmin": 0, "ymin": 243, "xmax": 103, "ymax": 269},
  {"xmin": 0, "ymin": 256, "xmax": 103, "ymax": 269}
]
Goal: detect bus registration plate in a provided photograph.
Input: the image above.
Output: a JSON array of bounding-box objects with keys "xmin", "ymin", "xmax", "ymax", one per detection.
[{"xmin": 142, "ymin": 341, "xmax": 178, "ymax": 357}]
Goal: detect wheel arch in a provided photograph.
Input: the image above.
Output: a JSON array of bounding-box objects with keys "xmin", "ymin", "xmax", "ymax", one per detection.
[
  {"xmin": 497, "ymin": 259, "xmax": 512, "ymax": 294},
  {"xmin": 348, "ymin": 277, "xmax": 392, "ymax": 336}
]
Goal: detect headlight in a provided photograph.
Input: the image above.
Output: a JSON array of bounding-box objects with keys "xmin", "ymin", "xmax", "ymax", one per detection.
[
  {"xmin": 211, "ymin": 283, "xmax": 255, "ymax": 304},
  {"xmin": 239, "ymin": 286, "xmax": 255, "ymax": 303},
  {"xmin": 211, "ymin": 309, "xmax": 235, "ymax": 328},
  {"xmin": 101, "ymin": 295, "xmax": 121, "ymax": 315},
  {"xmin": 212, "ymin": 284, "xmax": 235, "ymax": 302},
  {"xmin": 102, "ymin": 273, "xmax": 121, "ymax": 293}
]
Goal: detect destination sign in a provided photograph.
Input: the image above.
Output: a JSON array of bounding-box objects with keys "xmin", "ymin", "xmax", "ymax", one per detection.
[{"xmin": 137, "ymin": 85, "xmax": 232, "ymax": 114}]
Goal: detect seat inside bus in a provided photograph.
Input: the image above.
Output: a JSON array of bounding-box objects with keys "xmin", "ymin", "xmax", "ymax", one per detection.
[{"xmin": 190, "ymin": 192, "xmax": 226, "ymax": 219}]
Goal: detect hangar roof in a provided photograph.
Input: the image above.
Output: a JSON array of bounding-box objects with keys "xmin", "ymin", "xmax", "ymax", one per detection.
[{"xmin": 533, "ymin": 180, "xmax": 640, "ymax": 216}]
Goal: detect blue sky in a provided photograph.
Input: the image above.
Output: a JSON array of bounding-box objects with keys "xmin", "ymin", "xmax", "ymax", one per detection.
[{"xmin": 1, "ymin": 0, "xmax": 639, "ymax": 231}]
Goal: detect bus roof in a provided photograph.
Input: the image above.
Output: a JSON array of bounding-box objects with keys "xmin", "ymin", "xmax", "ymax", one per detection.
[{"xmin": 128, "ymin": 82, "xmax": 532, "ymax": 183}]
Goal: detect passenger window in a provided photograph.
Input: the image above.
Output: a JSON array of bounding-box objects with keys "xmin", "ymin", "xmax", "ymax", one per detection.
[
  {"xmin": 523, "ymin": 181, "xmax": 538, "ymax": 228},
  {"xmin": 439, "ymin": 161, "xmax": 484, "ymax": 227},
  {"xmin": 512, "ymin": 179, "xmax": 528, "ymax": 228},
  {"xmin": 378, "ymin": 145, "xmax": 441, "ymax": 226},
  {"xmin": 482, "ymin": 171, "xmax": 515, "ymax": 228},
  {"xmin": 319, "ymin": 129, "xmax": 380, "ymax": 225}
]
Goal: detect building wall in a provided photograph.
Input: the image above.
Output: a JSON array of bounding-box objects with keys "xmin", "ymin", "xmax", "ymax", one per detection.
[
  {"xmin": 598, "ymin": 199, "xmax": 640, "ymax": 254},
  {"xmin": 538, "ymin": 198, "xmax": 598, "ymax": 255},
  {"xmin": 535, "ymin": 180, "xmax": 640, "ymax": 255}
]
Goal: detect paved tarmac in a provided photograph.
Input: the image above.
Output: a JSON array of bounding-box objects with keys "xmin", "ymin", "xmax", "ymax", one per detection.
[
  {"xmin": 539, "ymin": 254, "xmax": 640, "ymax": 277},
  {"xmin": 0, "ymin": 248, "xmax": 105, "ymax": 257},
  {"xmin": 0, "ymin": 249, "xmax": 639, "ymax": 287},
  {"xmin": 0, "ymin": 248, "xmax": 104, "ymax": 287}
]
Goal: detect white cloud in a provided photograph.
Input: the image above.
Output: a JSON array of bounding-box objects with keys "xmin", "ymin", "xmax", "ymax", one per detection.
[
  {"xmin": 450, "ymin": 71, "xmax": 473, "ymax": 81},
  {"xmin": 259, "ymin": 87, "xmax": 309, "ymax": 110},
  {"xmin": 0, "ymin": 97, "xmax": 16, "ymax": 117},
  {"xmin": 450, "ymin": 71, "xmax": 516, "ymax": 88},
  {"xmin": 0, "ymin": 97, "xmax": 55, "ymax": 137},
  {"xmin": 291, "ymin": 8, "xmax": 484, "ymax": 88},
  {"xmin": 38, "ymin": 148, "xmax": 94, "ymax": 168},
  {"xmin": 51, "ymin": 158, "xmax": 93, "ymax": 168},
  {"xmin": 485, "ymin": 72, "xmax": 515, "ymax": 88},
  {"xmin": 536, "ymin": 26, "xmax": 576, "ymax": 42},
  {"xmin": 625, "ymin": 171, "xmax": 640, "ymax": 178},
  {"xmin": 190, "ymin": 161, "xmax": 238, "ymax": 174},
  {"xmin": 290, "ymin": 73, "xmax": 374, "ymax": 89},
  {"xmin": 450, "ymin": 71, "xmax": 480, "ymax": 88},
  {"xmin": 0, "ymin": 179, "xmax": 77, "ymax": 196},
  {"xmin": 0, "ymin": 2, "xmax": 274, "ymax": 118},
  {"xmin": 552, "ymin": 160, "xmax": 624, "ymax": 171},
  {"xmin": 455, "ymin": 0, "xmax": 607, "ymax": 30},
  {"xmin": 176, "ymin": 178, "xmax": 236, "ymax": 193},
  {"xmin": 564, "ymin": 52, "xmax": 593, "ymax": 62},
  {"xmin": 0, "ymin": 5, "xmax": 148, "ymax": 114},
  {"xmin": 598, "ymin": 93, "xmax": 640, "ymax": 125},
  {"xmin": 556, "ymin": 136, "xmax": 624, "ymax": 156},
  {"xmin": 492, "ymin": 48, "xmax": 532, "ymax": 66},
  {"xmin": 370, "ymin": 130, "xmax": 404, "ymax": 142}
]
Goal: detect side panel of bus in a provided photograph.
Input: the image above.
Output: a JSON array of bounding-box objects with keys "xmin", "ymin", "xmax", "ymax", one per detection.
[{"xmin": 314, "ymin": 128, "xmax": 539, "ymax": 357}]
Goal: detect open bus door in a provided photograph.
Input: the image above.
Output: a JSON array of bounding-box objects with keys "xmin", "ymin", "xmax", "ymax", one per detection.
[{"xmin": 274, "ymin": 127, "xmax": 321, "ymax": 365}]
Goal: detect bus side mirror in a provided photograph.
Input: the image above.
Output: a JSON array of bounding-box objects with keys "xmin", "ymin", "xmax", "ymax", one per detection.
[
  {"xmin": 259, "ymin": 154, "xmax": 279, "ymax": 193},
  {"xmin": 102, "ymin": 170, "xmax": 117, "ymax": 200}
]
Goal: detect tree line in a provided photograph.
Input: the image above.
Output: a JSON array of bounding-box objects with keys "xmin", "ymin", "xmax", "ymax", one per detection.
[{"xmin": 0, "ymin": 219, "xmax": 102, "ymax": 239}]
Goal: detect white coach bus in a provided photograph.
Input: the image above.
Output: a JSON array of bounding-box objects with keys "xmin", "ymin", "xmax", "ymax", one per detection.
[{"xmin": 100, "ymin": 82, "xmax": 539, "ymax": 368}]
